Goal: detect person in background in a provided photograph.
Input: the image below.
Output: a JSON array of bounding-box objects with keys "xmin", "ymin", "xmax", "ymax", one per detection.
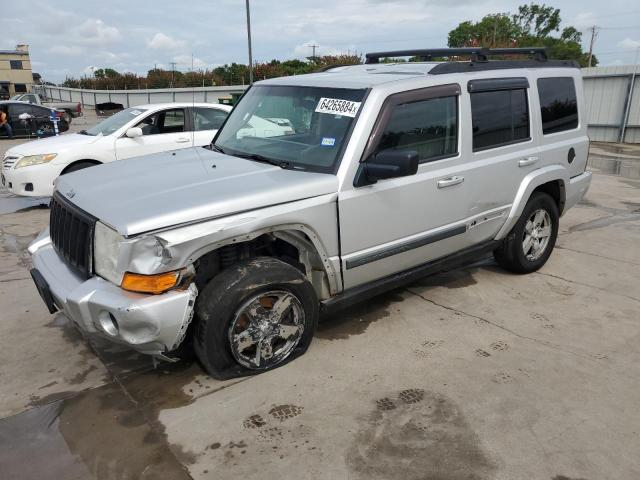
[{"xmin": 0, "ymin": 106, "xmax": 13, "ymax": 139}]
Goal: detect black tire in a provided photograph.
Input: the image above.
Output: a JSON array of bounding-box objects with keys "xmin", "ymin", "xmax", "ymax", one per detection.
[
  {"xmin": 494, "ymin": 192, "xmax": 559, "ymax": 274},
  {"xmin": 61, "ymin": 161, "xmax": 98, "ymax": 175},
  {"xmin": 194, "ymin": 257, "xmax": 318, "ymax": 379}
]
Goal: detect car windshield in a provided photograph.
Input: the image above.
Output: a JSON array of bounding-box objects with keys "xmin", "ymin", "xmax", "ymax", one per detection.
[
  {"xmin": 214, "ymin": 85, "xmax": 367, "ymax": 173},
  {"xmin": 83, "ymin": 108, "xmax": 148, "ymax": 136}
]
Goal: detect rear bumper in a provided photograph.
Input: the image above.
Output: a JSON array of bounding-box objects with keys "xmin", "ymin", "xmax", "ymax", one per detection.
[
  {"xmin": 29, "ymin": 232, "xmax": 197, "ymax": 357},
  {"xmin": 564, "ymin": 171, "xmax": 592, "ymax": 213}
]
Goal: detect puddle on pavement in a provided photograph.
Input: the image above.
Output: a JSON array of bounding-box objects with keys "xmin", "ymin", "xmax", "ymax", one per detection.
[
  {"xmin": 346, "ymin": 388, "xmax": 495, "ymax": 480},
  {"xmin": 317, "ymin": 289, "xmax": 405, "ymax": 340},
  {"xmin": 587, "ymin": 155, "xmax": 640, "ymax": 180},
  {"xmin": 0, "ymin": 382, "xmax": 192, "ymax": 480}
]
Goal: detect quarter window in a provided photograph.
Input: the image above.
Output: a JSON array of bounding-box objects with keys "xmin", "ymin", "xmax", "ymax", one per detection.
[
  {"xmin": 471, "ymin": 89, "xmax": 529, "ymax": 151},
  {"xmin": 375, "ymin": 96, "xmax": 458, "ymax": 162},
  {"xmin": 537, "ymin": 77, "xmax": 578, "ymax": 134}
]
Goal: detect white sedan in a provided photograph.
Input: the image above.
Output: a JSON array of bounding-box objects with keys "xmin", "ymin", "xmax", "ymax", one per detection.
[{"xmin": 1, "ymin": 102, "xmax": 231, "ymax": 197}]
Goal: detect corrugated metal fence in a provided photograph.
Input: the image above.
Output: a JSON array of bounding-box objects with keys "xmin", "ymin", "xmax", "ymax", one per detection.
[
  {"xmin": 38, "ymin": 66, "xmax": 640, "ymax": 143},
  {"xmin": 582, "ymin": 65, "xmax": 639, "ymax": 143},
  {"xmin": 36, "ymin": 85, "xmax": 248, "ymax": 108}
]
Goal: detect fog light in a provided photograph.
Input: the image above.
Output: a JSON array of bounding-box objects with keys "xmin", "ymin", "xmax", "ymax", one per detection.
[
  {"xmin": 98, "ymin": 311, "xmax": 119, "ymax": 336},
  {"xmin": 25, "ymin": 183, "xmax": 33, "ymax": 192}
]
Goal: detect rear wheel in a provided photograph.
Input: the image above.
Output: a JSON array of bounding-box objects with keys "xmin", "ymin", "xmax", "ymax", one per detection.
[
  {"xmin": 194, "ymin": 257, "xmax": 318, "ymax": 379},
  {"xmin": 494, "ymin": 192, "xmax": 559, "ymax": 273}
]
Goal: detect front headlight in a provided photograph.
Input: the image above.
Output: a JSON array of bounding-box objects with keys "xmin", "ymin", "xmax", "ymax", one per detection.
[
  {"xmin": 94, "ymin": 221, "xmax": 123, "ymax": 284},
  {"xmin": 15, "ymin": 153, "xmax": 57, "ymax": 169}
]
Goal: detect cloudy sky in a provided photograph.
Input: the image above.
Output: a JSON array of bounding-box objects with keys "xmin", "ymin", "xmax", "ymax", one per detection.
[{"xmin": 1, "ymin": 0, "xmax": 639, "ymax": 82}]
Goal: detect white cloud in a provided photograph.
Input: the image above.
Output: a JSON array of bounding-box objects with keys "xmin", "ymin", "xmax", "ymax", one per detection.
[
  {"xmin": 618, "ymin": 38, "xmax": 640, "ymax": 50},
  {"xmin": 74, "ymin": 19, "xmax": 121, "ymax": 45},
  {"xmin": 147, "ymin": 32, "xmax": 186, "ymax": 50},
  {"xmin": 49, "ymin": 45, "xmax": 85, "ymax": 56}
]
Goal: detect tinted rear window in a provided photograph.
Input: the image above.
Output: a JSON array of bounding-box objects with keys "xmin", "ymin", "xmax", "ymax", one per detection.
[
  {"xmin": 471, "ymin": 89, "xmax": 529, "ymax": 151},
  {"xmin": 537, "ymin": 77, "xmax": 578, "ymax": 134}
]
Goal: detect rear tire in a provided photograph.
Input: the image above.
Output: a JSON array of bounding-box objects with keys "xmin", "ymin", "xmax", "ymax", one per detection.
[
  {"xmin": 494, "ymin": 192, "xmax": 559, "ymax": 274},
  {"xmin": 194, "ymin": 257, "xmax": 318, "ymax": 379}
]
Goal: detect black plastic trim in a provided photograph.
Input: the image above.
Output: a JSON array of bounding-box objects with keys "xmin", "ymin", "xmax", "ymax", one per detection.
[
  {"xmin": 468, "ymin": 77, "xmax": 529, "ymax": 93},
  {"xmin": 321, "ymin": 240, "xmax": 499, "ymax": 316},
  {"xmin": 345, "ymin": 224, "xmax": 467, "ymax": 269}
]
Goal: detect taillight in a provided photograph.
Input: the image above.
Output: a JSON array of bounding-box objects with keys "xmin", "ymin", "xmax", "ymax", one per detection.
[
  {"xmin": 76, "ymin": 103, "xmax": 82, "ymax": 113},
  {"xmin": 55, "ymin": 111, "xmax": 64, "ymax": 118}
]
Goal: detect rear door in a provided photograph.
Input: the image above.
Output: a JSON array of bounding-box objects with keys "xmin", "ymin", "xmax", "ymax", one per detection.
[
  {"xmin": 115, "ymin": 107, "xmax": 192, "ymax": 160},
  {"xmin": 8, "ymin": 103, "xmax": 34, "ymax": 136},
  {"xmin": 191, "ymin": 107, "xmax": 229, "ymax": 146}
]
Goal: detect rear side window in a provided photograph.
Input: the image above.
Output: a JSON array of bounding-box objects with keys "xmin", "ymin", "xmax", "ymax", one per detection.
[
  {"xmin": 376, "ymin": 96, "xmax": 458, "ymax": 163},
  {"xmin": 537, "ymin": 77, "xmax": 578, "ymax": 134},
  {"xmin": 193, "ymin": 107, "xmax": 228, "ymax": 131},
  {"xmin": 471, "ymin": 89, "xmax": 529, "ymax": 151}
]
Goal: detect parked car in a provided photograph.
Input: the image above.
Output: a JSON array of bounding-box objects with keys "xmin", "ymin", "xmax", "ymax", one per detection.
[
  {"xmin": 29, "ymin": 48, "xmax": 591, "ymax": 379},
  {"xmin": 11, "ymin": 93, "xmax": 83, "ymax": 123},
  {"xmin": 0, "ymin": 100, "xmax": 69, "ymax": 141},
  {"xmin": 2, "ymin": 102, "xmax": 231, "ymax": 196}
]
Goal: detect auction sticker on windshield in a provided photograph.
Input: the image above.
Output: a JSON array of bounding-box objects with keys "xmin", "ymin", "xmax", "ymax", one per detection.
[{"xmin": 315, "ymin": 98, "xmax": 361, "ymax": 118}]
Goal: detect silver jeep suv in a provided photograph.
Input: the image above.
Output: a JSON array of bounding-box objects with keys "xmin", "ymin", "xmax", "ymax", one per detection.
[{"xmin": 29, "ymin": 48, "xmax": 591, "ymax": 378}]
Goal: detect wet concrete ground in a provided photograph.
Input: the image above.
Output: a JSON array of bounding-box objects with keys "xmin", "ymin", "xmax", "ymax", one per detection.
[{"xmin": 0, "ymin": 137, "xmax": 639, "ymax": 479}]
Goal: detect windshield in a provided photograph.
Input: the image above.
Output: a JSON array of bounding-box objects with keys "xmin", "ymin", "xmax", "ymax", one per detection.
[
  {"xmin": 214, "ymin": 85, "xmax": 367, "ymax": 173},
  {"xmin": 84, "ymin": 108, "xmax": 148, "ymax": 136}
]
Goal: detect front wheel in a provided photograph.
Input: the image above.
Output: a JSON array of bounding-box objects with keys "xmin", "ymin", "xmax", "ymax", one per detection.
[
  {"xmin": 194, "ymin": 257, "xmax": 318, "ymax": 379},
  {"xmin": 494, "ymin": 192, "xmax": 559, "ymax": 273}
]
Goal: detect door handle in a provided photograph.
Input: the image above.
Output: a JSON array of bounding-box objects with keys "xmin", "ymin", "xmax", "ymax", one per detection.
[
  {"xmin": 518, "ymin": 156, "xmax": 539, "ymax": 167},
  {"xmin": 176, "ymin": 137, "xmax": 190, "ymax": 143},
  {"xmin": 437, "ymin": 176, "xmax": 464, "ymax": 189}
]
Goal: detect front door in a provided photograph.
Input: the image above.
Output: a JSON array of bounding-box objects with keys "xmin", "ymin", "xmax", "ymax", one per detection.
[{"xmin": 115, "ymin": 108, "xmax": 192, "ymax": 160}]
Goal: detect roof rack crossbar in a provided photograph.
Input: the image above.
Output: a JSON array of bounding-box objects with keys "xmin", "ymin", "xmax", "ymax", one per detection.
[{"xmin": 364, "ymin": 47, "xmax": 547, "ymax": 64}]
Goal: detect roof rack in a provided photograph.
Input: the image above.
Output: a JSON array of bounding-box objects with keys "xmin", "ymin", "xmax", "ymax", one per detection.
[{"xmin": 364, "ymin": 47, "xmax": 548, "ymax": 64}]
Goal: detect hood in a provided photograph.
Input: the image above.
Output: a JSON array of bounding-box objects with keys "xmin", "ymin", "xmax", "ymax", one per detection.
[
  {"xmin": 55, "ymin": 147, "xmax": 338, "ymax": 236},
  {"xmin": 7, "ymin": 133, "xmax": 101, "ymax": 156}
]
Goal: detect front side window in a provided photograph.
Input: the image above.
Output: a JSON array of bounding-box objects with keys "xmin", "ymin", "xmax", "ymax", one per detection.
[
  {"xmin": 471, "ymin": 89, "xmax": 529, "ymax": 151},
  {"xmin": 215, "ymin": 85, "xmax": 367, "ymax": 173},
  {"xmin": 537, "ymin": 77, "xmax": 578, "ymax": 134},
  {"xmin": 83, "ymin": 107, "xmax": 148, "ymax": 136},
  {"xmin": 193, "ymin": 107, "xmax": 228, "ymax": 131},
  {"xmin": 136, "ymin": 108, "xmax": 185, "ymax": 135},
  {"xmin": 10, "ymin": 60, "xmax": 23, "ymax": 70},
  {"xmin": 375, "ymin": 96, "xmax": 458, "ymax": 162}
]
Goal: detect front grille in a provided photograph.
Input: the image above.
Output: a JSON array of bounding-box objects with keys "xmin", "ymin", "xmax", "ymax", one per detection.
[
  {"xmin": 2, "ymin": 156, "xmax": 19, "ymax": 169},
  {"xmin": 50, "ymin": 192, "xmax": 96, "ymax": 279}
]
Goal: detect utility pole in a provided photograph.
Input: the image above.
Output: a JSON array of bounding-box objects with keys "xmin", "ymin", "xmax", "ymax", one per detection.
[
  {"xmin": 587, "ymin": 26, "xmax": 598, "ymax": 68},
  {"xmin": 245, "ymin": 0, "xmax": 253, "ymax": 85},
  {"xmin": 309, "ymin": 44, "xmax": 319, "ymax": 61},
  {"xmin": 169, "ymin": 61, "xmax": 177, "ymax": 87}
]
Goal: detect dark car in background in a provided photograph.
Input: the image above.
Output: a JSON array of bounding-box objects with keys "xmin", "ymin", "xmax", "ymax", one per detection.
[{"xmin": 0, "ymin": 101, "xmax": 70, "ymax": 139}]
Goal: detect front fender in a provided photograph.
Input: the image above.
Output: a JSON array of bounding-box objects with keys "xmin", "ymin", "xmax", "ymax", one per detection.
[{"xmin": 494, "ymin": 165, "xmax": 568, "ymax": 240}]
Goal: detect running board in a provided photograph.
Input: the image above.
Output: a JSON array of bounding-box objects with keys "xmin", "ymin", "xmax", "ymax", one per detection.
[{"xmin": 320, "ymin": 240, "xmax": 500, "ymax": 317}]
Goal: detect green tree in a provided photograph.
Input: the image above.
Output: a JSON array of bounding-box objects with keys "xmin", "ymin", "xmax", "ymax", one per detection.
[{"xmin": 447, "ymin": 3, "xmax": 596, "ymax": 66}]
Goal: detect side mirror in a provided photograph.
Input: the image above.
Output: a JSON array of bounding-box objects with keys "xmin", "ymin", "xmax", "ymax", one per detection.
[
  {"xmin": 125, "ymin": 127, "xmax": 143, "ymax": 138},
  {"xmin": 354, "ymin": 149, "xmax": 419, "ymax": 187}
]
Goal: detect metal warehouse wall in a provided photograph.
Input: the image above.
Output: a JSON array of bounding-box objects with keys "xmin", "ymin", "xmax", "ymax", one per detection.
[{"xmin": 582, "ymin": 65, "xmax": 640, "ymax": 143}]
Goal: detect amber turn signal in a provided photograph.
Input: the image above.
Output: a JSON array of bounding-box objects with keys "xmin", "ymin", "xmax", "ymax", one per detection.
[{"xmin": 121, "ymin": 271, "xmax": 181, "ymax": 294}]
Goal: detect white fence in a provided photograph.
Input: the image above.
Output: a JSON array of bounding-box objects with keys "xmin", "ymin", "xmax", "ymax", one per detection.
[
  {"xmin": 38, "ymin": 66, "xmax": 640, "ymax": 143},
  {"xmin": 36, "ymin": 85, "xmax": 248, "ymax": 108}
]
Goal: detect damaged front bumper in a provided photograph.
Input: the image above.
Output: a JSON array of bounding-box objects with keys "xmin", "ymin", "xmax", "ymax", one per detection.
[{"xmin": 29, "ymin": 234, "xmax": 197, "ymax": 358}]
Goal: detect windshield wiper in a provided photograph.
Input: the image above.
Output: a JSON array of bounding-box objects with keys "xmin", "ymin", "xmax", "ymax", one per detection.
[
  {"xmin": 210, "ymin": 143, "xmax": 226, "ymax": 154},
  {"xmin": 234, "ymin": 152, "xmax": 290, "ymax": 169}
]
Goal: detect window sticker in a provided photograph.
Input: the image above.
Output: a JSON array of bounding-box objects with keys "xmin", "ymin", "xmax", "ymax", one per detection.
[
  {"xmin": 315, "ymin": 97, "xmax": 361, "ymax": 118},
  {"xmin": 321, "ymin": 137, "xmax": 336, "ymax": 147}
]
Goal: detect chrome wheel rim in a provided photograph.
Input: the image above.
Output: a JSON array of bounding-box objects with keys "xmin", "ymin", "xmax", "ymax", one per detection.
[
  {"xmin": 228, "ymin": 290, "xmax": 304, "ymax": 369},
  {"xmin": 523, "ymin": 208, "xmax": 552, "ymax": 261}
]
